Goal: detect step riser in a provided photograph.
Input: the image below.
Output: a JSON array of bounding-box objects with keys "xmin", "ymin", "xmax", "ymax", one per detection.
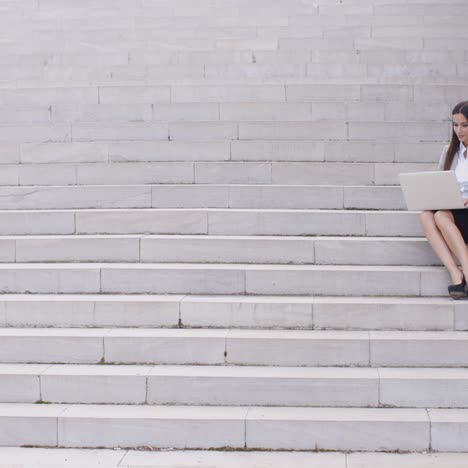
[
  {"xmin": 1, "ymin": 47, "xmax": 463, "ymax": 64},
  {"xmin": 0, "ymin": 101, "xmax": 456, "ymax": 118},
  {"xmin": 0, "ymin": 186, "xmax": 153, "ymax": 210},
  {"xmin": 0, "ymin": 408, "xmax": 439, "ymax": 452},
  {"xmin": 0, "ymin": 237, "xmax": 442, "ymax": 266},
  {"xmin": 0, "ymin": 266, "xmax": 450, "ymax": 296},
  {"xmin": 0, "ymin": 335, "xmax": 467, "ymax": 367},
  {"xmin": 0, "ymin": 186, "xmax": 406, "ymax": 210},
  {"xmin": 312, "ymin": 301, "xmax": 463, "ymax": 331},
  {"xmin": 0, "ymin": 162, "xmax": 436, "ymax": 187},
  {"xmin": 0, "ymin": 122, "xmax": 452, "ymax": 144},
  {"xmin": 0, "ymin": 210, "xmax": 423, "ymax": 237},
  {"xmin": 18, "ymin": 75, "xmax": 465, "ymax": 86},
  {"xmin": 0, "ymin": 416, "xmax": 426, "ymax": 452},
  {"xmin": 3, "ymin": 36, "xmax": 468, "ymax": 53},
  {"xmin": 3, "ymin": 372, "xmax": 468, "ymax": 408},
  {"xmin": 3, "ymin": 22, "xmax": 468, "ymax": 38},
  {"xmin": 0, "ymin": 83, "xmax": 462, "ymax": 103},
  {"xmin": 2, "ymin": 141, "xmax": 442, "ymax": 165},
  {"xmin": 141, "ymin": 238, "xmax": 439, "ymax": 266},
  {"xmin": 0, "ymin": 102, "xmax": 457, "ymax": 123},
  {"xmin": 2, "ymin": 84, "xmax": 463, "ymax": 106},
  {"xmin": 247, "ymin": 419, "xmax": 427, "ymax": 452},
  {"xmin": 2, "ymin": 298, "xmax": 462, "ymax": 331},
  {"xmin": 0, "ymin": 413, "xmax": 465, "ymax": 452},
  {"xmin": 0, "ymin": 299, "xmax": 182, "ymax": 329}
]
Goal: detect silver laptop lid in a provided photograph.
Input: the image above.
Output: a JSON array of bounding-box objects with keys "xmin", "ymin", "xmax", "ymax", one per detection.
[{"xmin": 399, "ymin": 171, "xmax": 465, "ymax": 211}]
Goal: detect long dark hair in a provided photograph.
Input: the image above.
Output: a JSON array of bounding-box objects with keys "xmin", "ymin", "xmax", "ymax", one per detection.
[{"xmin": 443, "ymin": 101, "xmax": 468, "ymax": 170}]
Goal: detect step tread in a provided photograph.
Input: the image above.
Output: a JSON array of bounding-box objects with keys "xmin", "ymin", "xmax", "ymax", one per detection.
[
  {"xmin": 0, "ymin": 234, "xmax": 428, "ymax": 240},
  {"xmin": 0, "ymin": 328, "xmax": 466, "ymax": 339},
  {"xmin": 0, "ymin": 183, "xmax": 404, "ymax": 188},
  {"xmin": 2, "ymin": 363, "xmax": 468, "ymax": 379},
  {"xmin": 0, "ymin": 294, "xmax": 453, "ymax": 304},
  {"xmin": 0, "ymin": 263, "xmax": 445, "ymax": 270},
  {"xmin": 0, "ymin": 209, "xmax": 418, "ymax": 213},
  {"xmin": 0, "ymin": 448, "xmax": 467, "ymax": 468},
  {"xmin": 0, "ymin": 403, "xmax": 434, "ymax": 420},
  {"xmin": 0, "ymin": 447, "xmax": 349, "ymax": 468}
]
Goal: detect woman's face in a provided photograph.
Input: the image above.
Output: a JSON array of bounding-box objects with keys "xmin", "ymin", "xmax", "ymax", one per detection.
[{"xmin": 453, "ymin": 113, "xmax": 468, "ymax": 147}]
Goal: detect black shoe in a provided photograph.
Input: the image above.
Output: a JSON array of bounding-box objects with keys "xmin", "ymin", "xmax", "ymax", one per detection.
[{"xmin": 448, "ymin": 277, "xmax": 466, "ymax": 299}]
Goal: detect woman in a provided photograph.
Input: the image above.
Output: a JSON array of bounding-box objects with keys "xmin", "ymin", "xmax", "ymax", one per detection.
[{"xmin": 420, "ymin": 101, "xmax": 468, "ymax": 299}]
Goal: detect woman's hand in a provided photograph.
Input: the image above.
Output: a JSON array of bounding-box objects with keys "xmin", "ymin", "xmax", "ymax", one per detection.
[{"xmin": 464, "ymin": 198, "xmax": 468, "ymax": 207}]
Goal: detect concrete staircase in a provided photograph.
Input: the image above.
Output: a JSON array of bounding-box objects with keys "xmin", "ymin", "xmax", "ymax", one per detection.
[{"xmin": 0, "ymin": 0, "xmax": 468, "ymax": 460}]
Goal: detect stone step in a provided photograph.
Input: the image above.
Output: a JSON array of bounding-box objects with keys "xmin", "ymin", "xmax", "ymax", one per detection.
[
  {"xmin": 13, "ymin": 78, "xmax": 465, "ymax": 88},
  {"xmin": 60, "ymin": 102, "xmax": 454, "ymax": 124},
  {"xmin": 2, "ymin": 364, "xmax": 468, "ymax": 408},
  {"xmin": 0, "ymin": 84, "xmax": 466, "ymax": 106},
  {"xmin": 1, "ymin": 295, "xmax": 461, "ymax": 331},
  {"xmin": 3, "ymin": 15, "xmax": 466, "ymax": 35},
  {"xmin": 0, "ymin": 161, "xmax": 434, "ymax": 186},
  {"xmin": 2, "ymin": 48, "xmax": 465, "ymax": 69},
  {"xmin": 70, "ymin": 27, "xmax": 466, "ymax": 43},
  {"xmin": 0, "ymin": 328, "xmax": 467, "ymax": 367},
  {"xmin": 0, "ymin": 449, "xmax": 466, "ymax": 468},
  {"xmin": 2, "ymin": 28, "xmax": 465, "ymax": 51},
  {"xmin": 4, "ymin": 34, "xmax": 467, "ymax": 55},
  {"xmin": 0, "ymin": 209, "xmax": 423, "ymax": 237},
  {"xmin": 0, "ymin": 403, "xmax": 465, "ymax": 451},
  {"xmin": 0, "ymin": 184, "xmax": 406, "ymax": 209},
  {"xmin": 0, "ymin": 67, "xmax": 384, "ymax": 86},
  {"xmin": 0, "ymin": 120, "xmax": 450, "ymax": 143},
  {"xmin": 0, "ymin": 36, "xmax": 429, "ymax": 55},
  {"xmin": 0, "ymin": 234, "xmax": 442, "ymax": 265},
  {"xmin": 0, "ymin": 102, "xmax": 455, "ymax": 124},
  {"xmin": 41, "ymin": 208, "xmax": 430, "ymax": 236},
  {"xmin": 3, "ymin": 63, "xmax": 465, "ymax": 84},
  {"xmin": 139, "ymin": 235, "xmax": 440, "ymax": 265},
  {"xmin": 6, "ymin": 141, "xmax": 443, "ymax": 165},
  {"xmin": 1, "ymin": 0, "xmax": 466, "ymax": 458},
  {"xmin": 0, "ymin": 294, "xmax": 461, "ymax": 330},
  {"xmin": 374, "ymin": 3, "xmax": 468, "ymax": 16},
  {"xmin": 0, "ymin": 263, "xmax": 452, "ymax": 296}
]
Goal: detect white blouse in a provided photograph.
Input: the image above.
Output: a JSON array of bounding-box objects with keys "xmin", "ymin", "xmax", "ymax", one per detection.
[
  {"xmin": 438, "ymin": 143, "xmax": 468, "ymax": 198},
  {"xmin": 455, "ymin": 142, "xmax": 468, "ymax": 198}
]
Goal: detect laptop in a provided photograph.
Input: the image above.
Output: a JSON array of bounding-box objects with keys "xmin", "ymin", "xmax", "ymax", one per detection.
[{"xmin": 399, "ymin": 171, "xmax": 465, "ymax": 211}]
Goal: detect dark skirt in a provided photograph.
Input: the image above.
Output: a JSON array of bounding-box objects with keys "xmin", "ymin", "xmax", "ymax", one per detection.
[{"xmin": 451, "ymin": 209, "xmax": 468, "ymax": 243}]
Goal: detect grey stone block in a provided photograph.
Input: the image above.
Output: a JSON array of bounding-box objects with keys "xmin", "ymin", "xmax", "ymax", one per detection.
[
  {"xmin": 226, "ymin": 330, "xmax": 369, "ymax": 366},
  {"xmin": 246, "ymin": 407, "xmax": 429, "ymax": 451},
  {"xmin": 58, "ymin": 405, "xmax": 246, "ymax": 449},
  {"xmin": 371, "ymin": 331, "xmax": 468, "ymax": 367},
  {"xmin": 429, "ymin": 409, "xmax": 468, "ymax": 452},
  {"xmin": 104, "ymin": 329, "xmax": 226, "ymax": 365}
]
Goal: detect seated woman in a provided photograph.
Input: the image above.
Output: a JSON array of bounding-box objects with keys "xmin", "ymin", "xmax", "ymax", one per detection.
[{"xmin": 420, "ymin": 101, "xmax": 468, "ymax": 299}]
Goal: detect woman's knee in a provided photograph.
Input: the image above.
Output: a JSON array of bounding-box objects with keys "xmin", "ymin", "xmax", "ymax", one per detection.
[
  {"xmin": 419, "ymin": 211, "xmax": 438, "ymax": 235},
  {"xmin": 434, "ymin": 210, "xmax": 454, "ymax": 229},
  {"xmin": 420, "ymin": 210, "xmax": 435, "ymax": 229}
]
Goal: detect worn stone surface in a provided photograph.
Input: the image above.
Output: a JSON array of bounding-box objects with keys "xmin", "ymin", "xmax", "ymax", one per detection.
[{"xmin": 0, "ymin": 0, "xmax": 465, "ymax": 456}]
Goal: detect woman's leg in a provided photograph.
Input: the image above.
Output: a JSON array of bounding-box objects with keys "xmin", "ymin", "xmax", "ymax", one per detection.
[
  {"xmin": 420, "ymin": 210, "xmax": 463, "ymax": 284},
  {"xmin": 433, "ymin": 210, "xmax": 468, "ymax": 282}
]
